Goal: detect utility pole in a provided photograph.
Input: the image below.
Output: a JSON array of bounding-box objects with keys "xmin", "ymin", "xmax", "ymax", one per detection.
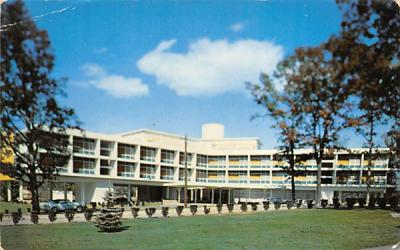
[{"xmin": 184, "ymin": 134, "xmax": 188, "ymax": 208}]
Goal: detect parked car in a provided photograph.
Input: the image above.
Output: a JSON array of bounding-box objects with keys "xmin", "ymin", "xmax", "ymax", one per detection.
[
  {"xmin": 40, "ymin": 199, "xmax": 85, "ymax": 213},
  {"xmin": 268, "ymin": 197, "xmax": 286, "ymax": 204}
]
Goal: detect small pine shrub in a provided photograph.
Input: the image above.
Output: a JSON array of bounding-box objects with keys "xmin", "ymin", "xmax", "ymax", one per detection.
[
  {"xmin": 48, "ymin": 211, "xmax": 57, "ymax": 223},
  {"xmin": 368, "ymin": 197, "xmax": 377, "ymax": 209},
  {"xmin": 0, "ymin": 212, "xmax": 3, "ymax": 222},
  {"xmin": 216, "ymin": 204, "xmax": 223, "ymax": 214},
  {"xmin": 307, "ymin": 200, "xmax": 314, "ymax": 209},
  {"xmin": 162, "ymin": 207, "xmax": 169, "ymax": 217},
  {"xmin": 251, "ymin": 203, "xmax": 257, "ymax": 211},
  {"xmin": 84, "ymin": 209, "xmax": 93, "ymax": 221},
  {"xmin": 240, "ymin": 203, "xmax": 247, "ymax": 212},
  {"xmin": 378, "ymin": 197, "xmax": 387, "ymax": 209},
  {"xmin": 389, "ymin": 196, "xmax": 399, "ymax": 210},
  {"xmin": 227, "ymin": 204, "xmax": 234, "ymax": 212},
  {"xmin": 94, "ymin": 208, "xmax": 123, "ymax": 232},
  {"xmin": 65, "ymin": 209, "xmax": 75, "ymax": 222},
  {"xmin": 204, "ymin": 206, "xmax": 210, "ymax": 214},
  {"xmin": 131, "ymin": 207, "xmax": 140, "ymax": 218},
  {"xmin": 321, "ymin": 199, "xmax": 328, "ymax": 209},
  {"xmin": 176, "ymin": 206, "xmax": 183, "ymax": 216},
  {"xmin": 190, "ymin": 205, "xmax": 197, "ymax": 215},
  {"xmin": 346, "ymin": 198, "xmax": 356, "ymax": 209},
  {"xmin": 31, "ymin": 211, "xmax": 39, "ymax": 224},
  {"xmin": 274, "ymin": 202, "xmax": 281, "ymax": 210},
  {"xmin": 333, "ymin": 198, "xmax": 340, "ymax": 209},
  {"xmin": 286, "ymin": 201, "xmax": 293, "ymax": 210},
  {"xmin": 145, "ymin": 207, "xmax": 156, "ymax": 218},
  {"xmin": 11, "ymin": 212, "xmax": 20, "ymax": 225},
  {"xmin": 358, "ymin": 198, "xmax": 366, "ymax": 208},
  {"xmin": 263, "ymin": 201, "xmax": 270, "ymax": 210}
]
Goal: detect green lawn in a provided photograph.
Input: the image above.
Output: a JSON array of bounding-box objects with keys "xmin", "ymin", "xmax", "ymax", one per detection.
[
  {"xmin": 0, "ymin": 201, "xmax": 31, "ymax": 213},
  {"xmin": 1, "ymin": 209, "xmax": 399, "ymax": 250}
]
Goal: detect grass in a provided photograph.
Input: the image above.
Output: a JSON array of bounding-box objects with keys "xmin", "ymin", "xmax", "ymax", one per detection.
[
  {"xmin": 0, "ymin": 201, "xmax": 31, "ymax": 213},
  {"xmin": 1, "ymin": 209, "xmax": 399, "ymax": 250}
]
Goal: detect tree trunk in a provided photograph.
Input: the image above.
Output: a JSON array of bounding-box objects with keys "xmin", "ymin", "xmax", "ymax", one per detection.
[
  {"xmin": 291, "ymin": 173, "xmax": 296, "ymax": 202},
  {"xmin": 366, "ymin": 118, "xmax": 374, "ymax": 204},
  {"xmin": 316, "ymin": 160, "xmax": 322, "ymax": 207},
  {"xmin": 29, "ymin": 173, "xmax": 40, "ymax": 213}
]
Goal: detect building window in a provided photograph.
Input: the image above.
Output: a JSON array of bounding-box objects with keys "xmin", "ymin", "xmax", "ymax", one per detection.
[
  {"xmin": 117, "ymin": 161, "xmax": 135, "ymax": 177},
  {"xmin": 73, "ymin": 137, "xmax": 95, "ymax": 155},
  {"xmin": 249, "ymin": 171, "xmax": 269, "ymax": 184},
  {"xmin": 118, "ymin": 143, "xmax": 136, "ymax": 160},
  {"xmin": 207, "ymin": 170, "xmax": 225, "ymax": 183},
  {"xmin": 100, "ymin": 141, "xmax": 113, "ymax": 157},
  {"xmin": 196, "ymin": 170, "xmax": 207, "ymax": 183},
  {"xmin": 229, "ymin": 155, "xmax": 249, "ymax": 168},
  {"xmin": 161, "ymin": 150, "xmax": 175, "ymax": 164},
  {"xmin": 140, "ymin": 164, "xmax": 156, "ymax": 179},
  {"xmin": 179, "ymin": 152, "xmax": 193, "ymax": 165},
  {"xmin": 228, "ymin": 170, "xmax": 247, "ymax": 183},
  {"xmin": 161, "ymin": 166, "xmax": 175, "ymax": 180},
  {"xmin": 208, "ymin": 156, "xmax": 226, "ymax": 168},
  {"xmin": 196, "ymin": 154, "xmax": 207, "ymax": 167},
  {"xmin": 140, "ymin": 147, "xmax": 156, "ymax": 162},
  {"xmin": 100, "ymin": 159, "xmax": 113, "ymax": 176},
  {"xmin": 179, "ymin": 168, "xmax": 191, "ymax": 181},
  {"xmin": 73, "ymin": 157, "xmax": 95, "ymax": 175}
]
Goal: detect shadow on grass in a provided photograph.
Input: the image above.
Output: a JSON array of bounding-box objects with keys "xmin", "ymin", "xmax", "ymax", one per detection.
[{"xmin": 97, "ymin": 225, "xmax": 130, "ymax": 233}]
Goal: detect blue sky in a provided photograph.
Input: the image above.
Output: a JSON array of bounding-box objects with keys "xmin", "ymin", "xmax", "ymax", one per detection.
[{"xmin": 23, "ymin": 0, "xmax": 387, "ymax": 148}]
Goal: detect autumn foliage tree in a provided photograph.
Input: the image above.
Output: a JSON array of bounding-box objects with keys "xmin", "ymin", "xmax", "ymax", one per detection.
[{"xmin": 0, "ymin": 0, "xmax": 78, "ymax": 212}]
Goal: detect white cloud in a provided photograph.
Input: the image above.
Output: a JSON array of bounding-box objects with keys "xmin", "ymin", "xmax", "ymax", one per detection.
[
  {"xmin": 229, "ymin": 22, "xmax": 245, "ymax": 32},
  {"xmin": 81, "ymin": 63, "xmax": 149, "ymax": 98},
  {"xmin": 137, "ymin": 38, "xmax": 284, "ymax": 96},
  {"xmin": 94, "ymin": 47, "xmax": 108, "ymax": 54}
]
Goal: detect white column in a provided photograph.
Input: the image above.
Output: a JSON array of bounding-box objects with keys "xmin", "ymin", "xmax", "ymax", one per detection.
[
  {"xmin": 81, "ymin": 183, "xmax": 86, "ymax": 203},
  {"xmin": 6, "ymin": 181, "xmax": 12, "ymax": 201},
  {"xmin": 177, "ymin": 187, "xmax": 181, "ymax": 202},
  {"xmin": 228, "ymin": 188, "xmax": 231, "ymax": 204},
  {"xmin": 194, "ymin": 189, "xmax": 197, "ymax": 203},
  {"xmin": 211, "ymin": 188, "xmax": 214, "ymax": 204},
  {"xmin": 128, "ymin": 184, "xmax": 132, "ymax": 203},
  {"xmin": 19, "ymin": 181, "xmax": 23, "ymax": 201},
  {"xmin": 200, "ymin": 189, "xmax": 203, "ymax": 200},
  {"xmin": 190, "ymin": 189, "xmax": 194, "ymax": 201}
]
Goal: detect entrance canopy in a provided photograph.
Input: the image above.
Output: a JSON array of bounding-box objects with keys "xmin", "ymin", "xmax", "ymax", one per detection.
[{"xmin": 0, "ymin": 173, "xmax": 13, "ymax": 181}]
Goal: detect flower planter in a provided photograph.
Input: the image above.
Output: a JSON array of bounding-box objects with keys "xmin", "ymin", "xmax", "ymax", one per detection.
[
  {"xmin": 286, "ymin": 201, "xmax": 293, "ymax": 210},
  {"xmin": 65, "ymin": 209, "xmax": 75, "ymax": 222},
  {"xmin": 307, "ymin": 200, "xmax": 314, "ymax": 209},
  {"xmin": 251, "ymin": 203, "xmax": 258, "ymax": 211},
  {"xmin": 240, "ymin": 203, "xmax": 248, "ymax": 212},
  {"xmin": 84, "ymin": 209, "xmax": 93, "ymax": 221},
  {"xmin": 204, "ymin": 206, "xmax": 210, "ymax": 214},
  {"xmin": 346, "ymin": 198, "xmax": 356, "ymax": 209},
  {"xmin": 274, "ymin": 202, "xmax": 281, "ymax": 210}
]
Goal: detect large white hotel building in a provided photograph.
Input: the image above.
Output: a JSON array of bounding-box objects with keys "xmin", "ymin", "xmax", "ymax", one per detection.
[{"xmin": 36, "ymin": 123, "xmax": 390, "ymax": 204}]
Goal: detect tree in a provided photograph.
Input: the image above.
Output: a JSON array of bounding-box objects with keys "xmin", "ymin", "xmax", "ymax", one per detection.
[
  {"xmin": 326, "ymin": 0, "xmax": 400, "ymax": 201},
  {"xmin": 0, "ymin": 0, "xmax": 78, "ymax": 212},
  {"xmin": 247, "ymin": 71, "xmax": 310, "ymax": 202},
  {"xmin": 277, "ymin": 46, "xmax": 350, "ymax": 206}
]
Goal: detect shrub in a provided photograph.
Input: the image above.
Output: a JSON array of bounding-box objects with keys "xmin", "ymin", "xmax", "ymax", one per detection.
[
  {"xmin": 145, "ymin": 207, "xmax": 156, "ymax": 217},
  {"xmin": 368, "ymin": 196, "xmax": 377, "ymax": 209},
  {"xmin": 358, "ymin": 198, "xmax": 366, "ymax": 208},
  {"xmin": 240, "ymin": 203, "xmax": 247, "ymax": 212},
  {"xmin": 251, "ymin": 203, "xmax": 258, "ymax": 211},
  {"xmin": 84, "ymin": 209, "xmax": 93, "ymax": 221},
  {"xmin": 389, "ymin": 196, "xmax": 399, "ymax": 210},
  {"xmin": 48, "ymin": 211, "xmax": 57, "ymax": 223},
  {"xmin": 31, "ymin": 211, "xmax": 39, "ymax": 224},
  {"xmin": 131, "ymin": 207, "xmax": 140, "ymax": 218},
  {"xmin": 378, "ymin": 197, "xmax": 387, "ymax": 209},
  {"xmin": 190, "ymin": 205, "xmax": 197, "ymax": 215},
  {"xmin": 65, "ymin": 209, "xmax": 75, "ymax": 222},
  {"xmin": 176, "ymin": 206, "xmax": 183, "ymax": 216},
  {"xmin": 321, "ymin": 199, "xmax": 328, "ymax": 209},
  {"xmin": 333, "ymin": 198, "xmax": 340, "ymax": 209},
  {"xmin": 217, "ymin": 204, "xmax": 223, "ymax": 214},
  {"xmin": 204, "ymin": 206, "xmax": 210, "ymax": 214},
  {"xmin": 274, "ymin": 202, "xmax": 281, "ymax": 210},
  {"xmin": 17, "ymin": 208, "xmax": 22, "ymax": 219},
  {"xmin": 227, "ymin": 204, "xmax": 234, "ymax": 213},
  {"xmin": 162, "ymin": 207, "xmax": 169, "ymax": 217},
  {"xmin": 0, "ymin": 212, "xmax": 3, "ymax": 222},
  {"xmin": 11, "ymin": 212, "xmax": 20, "ymax": 225},
  {"xmin": 263, "ymin": 201, "xmax": 270, "ymax": 210},
  {"xmin": 27, "ymin": 208, "xmax": 31, "ymax": 213},
  {"xmin": 4, "ymin": 209, "xmax": 9, "ymax": 214},
  {"xmin": 307, "ymin": 200, "xmax": 314, "ymax": 209},
  {"xmin": 94, "ymin": 208, "xmax": 123, "ymax": 232},
  {"xmin": 346, "ymin": 198, "xmax": 356, "ymax": 209},
  {"xmin": 296, "ymin": 200, "xmax": 302, "ymax": 208},
  {"xmin": 286, "ymin": 201, "xmax": 293, "ymax": 210}
]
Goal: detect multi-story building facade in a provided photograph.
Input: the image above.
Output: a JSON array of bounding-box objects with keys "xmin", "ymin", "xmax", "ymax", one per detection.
[{"xmin": 31, "ymin": 123, "xmax": 392, "ymax": 204}]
